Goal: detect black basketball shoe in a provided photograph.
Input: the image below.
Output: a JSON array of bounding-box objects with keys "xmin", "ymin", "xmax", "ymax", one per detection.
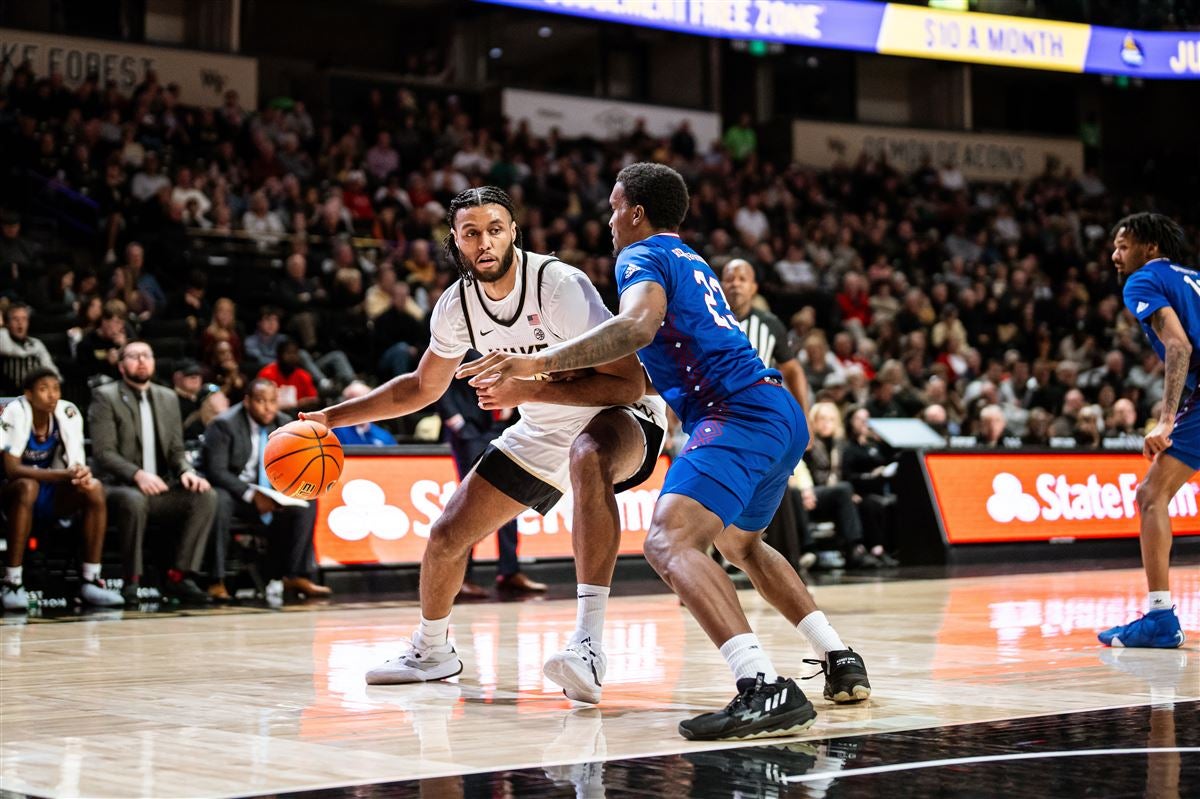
[
  {"xmin": 803, "ymin": 649, "xmax": 871, "ymax": 703},
  {"xmin": 678, "ymin": 674, "xmax": 817, "ymax": 741}
]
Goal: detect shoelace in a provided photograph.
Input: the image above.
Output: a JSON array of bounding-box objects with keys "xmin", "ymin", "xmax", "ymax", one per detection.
[{"xmin": 800, "ymin": 658, "xmax": 828, "ymax": 681}]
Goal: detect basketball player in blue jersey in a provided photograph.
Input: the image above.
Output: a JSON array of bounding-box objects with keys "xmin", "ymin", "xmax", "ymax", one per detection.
[
  {"xmin": 461, "ymin": 163, "xmax": 871, "ymax": 741},
  {"xmin": 1100, "ymin": 213, "xmax": 1191, "ymax": 648}
]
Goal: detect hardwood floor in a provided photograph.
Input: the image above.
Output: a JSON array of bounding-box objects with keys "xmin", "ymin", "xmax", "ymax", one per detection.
[{"xmin": 1, "ymin": 566, "xmax": 1196, "ymax": 798}]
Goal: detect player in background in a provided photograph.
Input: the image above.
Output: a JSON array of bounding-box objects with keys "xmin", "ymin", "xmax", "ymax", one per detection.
[
  {"xmin": 461, "ymin": 163, "xmax": 870, "ymax": 741},
  {"xmin": 1101, "ymin": 212, "xmax": 1191, "ymax": 648},
  {"xmin": 302, "ymin": 187, "xmax": 667, "ymax": 703}
]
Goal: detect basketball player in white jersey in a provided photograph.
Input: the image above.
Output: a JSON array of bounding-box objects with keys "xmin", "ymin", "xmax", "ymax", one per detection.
[{"xmin": 302, "ymin": 187, "xmax": 667, "ymax": 703}]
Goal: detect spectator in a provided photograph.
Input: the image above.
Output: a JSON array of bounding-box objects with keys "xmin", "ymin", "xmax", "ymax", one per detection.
[
  {"xmin": 1051, "ymin": 388, "xmax": 1086, "ymax": 438},
  {"xmin": 277, "ymin": 253, "xmax": 326, "ymax": 350},
  {"xmin": 130, "ymin": 150, "xmax": 170, "ymax": 202},
  {"xmin": 172, "ymin": 359, "xmax": 228, "ymax": 441},
  {"xmin": 0, "ymin": 302, "xmax": 58, "ymax": 395},
  {"xmin": 76, "ymin": 302, "xmax": 130, "ymax": 384},
  {"xmin": 0, "ymin": 210, "xmax": 41, "ymax": 296},
  {"xmin": 799, "ymin": 402, "xmax": 878, "ymax": 569},
  {"xmin": 123, "ymin": 242, "xmax": 167, "ymax": 315},
  {"xmin": 257, "ymin": 338, "xmax": 319, "ymax": 413},
  {"xmin": 246, "ymin": 305, "xmax": 355, "ymax": 392},
  {"xmin": 204, "ymin": 339, "xmax": 248, "ymax": 403},
  {"xmin": 374, "ymin": 281, "xmax": 430, "ymax": 378},
  {"xmin": 201, "ymin": 378, "xmax": 330, "ymax": 602},
  {"xmin": 1075, "ymin": 405, "xmax": 1104, "ymax": 448},
  {"xmin": 200, "ymin": 297, "xmax": 244, "ymax": 365},
  {"xmin": 242, "ymin": 190, "xmax": 284, "ymax": 238},
  {"xmin": 977, "ymin": 404, "xmax": 1015, "ymax": 447},
  {"xmin": 331, "ymin": 381, "xmax": 399, "ymax": 446},
  {"xmin": 365, "ymin": 131, "xmax": 400, "ymax": 182},
  {"xmin": 723, "ymin": 112, "xmax": 757, "ymax": 162},
  {"xmin": 922, "ymin": 404, "xmax": 951, "ymax": 439},
  {"xmin": 88, "ymin": 340, "xmax": 217, "ymax": 603},
  {"xmin": 1105, "ymin": 398, "xmax": 1141, "ymax": 445},
  {"xmin": 1, "ymin": 368, "xmax": 123, "ymax": 611},
  {"xmin": 842, "ymin": 407, "xmax": 900, "ymax": 566}
]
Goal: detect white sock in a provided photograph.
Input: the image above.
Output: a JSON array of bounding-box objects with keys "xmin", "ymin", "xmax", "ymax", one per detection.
[
  {"xmin": 796, "ymin": 611, "xmax": 847, "ymax": 660},
  {"xmin": 1148, "ymin": 591, "xmax": 1172, "ymax": 611},
  {"xmin": 418, "ymin": 613, "xmax": 451, "ymax": 647},
  {"xmin": 572, "ymin": 583, "xmax": 610, "ymax": 645},
  {"xmin": 82, "ymin": 563, "xmax": 101, "ymax": 583},
  {"xmin": 5, "ymin": 566, "xmax": 22, "ymax": 585},
  {"xmin": 719, "ymin": 633, "xmax": 778, "ymax": 683}
]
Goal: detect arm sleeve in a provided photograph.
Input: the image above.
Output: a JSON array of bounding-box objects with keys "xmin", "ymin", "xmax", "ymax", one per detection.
[
  {"xmin": 1123, "ymin": 270, "xmax": 1170, "ymax": 322},
  {"xmin": 428, "ymin": 285, "xmax": 472, "ymax": 359},
  {"xmin": 544, "ymin": 271, "xmax": 613, "ymax": 340}
]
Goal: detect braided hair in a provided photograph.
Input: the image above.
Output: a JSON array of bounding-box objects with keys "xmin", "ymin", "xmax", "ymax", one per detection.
[
  {"xmin": 442, "ymin": 186, "xmax": 522, "ymax": 284},
  {"xmin": 1111, "ymin": 212, "xmax": 1188, "ymax": 263}
]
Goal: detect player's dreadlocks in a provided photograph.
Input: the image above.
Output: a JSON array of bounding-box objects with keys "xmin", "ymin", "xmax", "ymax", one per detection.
[
  {"xmin": 1112, "ymin": 212, "xmax": 1189, "ymax": 263},
  {"xmin": 443, "ymin": 186, "xmax": 522, "ymax": 284}
]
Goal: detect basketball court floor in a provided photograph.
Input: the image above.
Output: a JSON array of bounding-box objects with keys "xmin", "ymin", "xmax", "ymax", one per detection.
[{"xmin": 1, "ymin": 561, "xmax": 1197, "ymax": 797}]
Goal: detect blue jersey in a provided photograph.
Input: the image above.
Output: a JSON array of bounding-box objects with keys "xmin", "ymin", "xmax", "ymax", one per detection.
[
  {"xmin": 1123, "ymin": 258, "xmax": 1200, "ymax": 392},
  {"xmin": 22, "ymin": 418, "xmax": 61, "ymax": 469},
  {"xmin": 615, "ymin": 233, "xmax": 779, "ymax": 430}
]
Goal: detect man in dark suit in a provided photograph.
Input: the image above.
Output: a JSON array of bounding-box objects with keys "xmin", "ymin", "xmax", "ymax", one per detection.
[
  {"xmin": 88, "ymin": 340, "xmax": 217, "ymax": 603},
  {"xmin": 437, "ymin": 355, "xmax": 546, "ymax": 597},
  {"xmin": 201, "ymin": 378, "xmax": 330, "ymax": 601}
]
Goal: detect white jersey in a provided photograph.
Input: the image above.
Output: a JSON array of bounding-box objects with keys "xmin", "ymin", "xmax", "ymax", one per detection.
[{"xmin": 429, "ymin": 249, "xmax": 622, "ymax": 434}]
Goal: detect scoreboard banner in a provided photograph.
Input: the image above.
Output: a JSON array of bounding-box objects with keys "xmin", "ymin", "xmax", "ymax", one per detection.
[
  {"xmin": 313, "ymin": 453, "xmax": 670, "ymax": 566},
  {"xmin": 474, "ymin": 0, "xmax": 1200, "ymax": 79},
  {"xmin": 923, "ymin": 452, "xmax": 1200, "ymax": 545}
]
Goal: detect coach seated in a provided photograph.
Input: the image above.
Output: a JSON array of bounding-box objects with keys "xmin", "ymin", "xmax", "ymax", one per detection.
[
  {"xmin": 201, "ymin": 378, "xmax": 331, "ymax": 601},
  {"xmin": 89, "ymin": 340, "xmax": 217, "ymax": 604},
  {"xmin": 1, "ymin": 368, "xmax": 124, "ymax": 611}
]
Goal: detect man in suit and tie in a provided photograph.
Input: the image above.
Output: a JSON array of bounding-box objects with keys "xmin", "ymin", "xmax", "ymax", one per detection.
[
  {"xmin": 202, "ymin": 378, "xmax": 330, "ymax": 601},
  {"xmin": 88, "ymin": 340, "xmax": 217, "ymax": 603}
]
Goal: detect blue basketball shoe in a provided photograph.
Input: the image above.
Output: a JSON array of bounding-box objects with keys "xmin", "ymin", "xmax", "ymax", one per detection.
[{"xmin": 1098, "ymin": 606, "xmax": 1186, "ymax": 648}]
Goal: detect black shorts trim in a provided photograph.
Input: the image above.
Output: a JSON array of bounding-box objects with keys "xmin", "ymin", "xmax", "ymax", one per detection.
[
  {"xmin": 614, "ymin": 411, "xmax": 666, "ymax": 494},
  {"xmin": 474, "ymin": 444, "xmax": 563, "ymax": 515}
]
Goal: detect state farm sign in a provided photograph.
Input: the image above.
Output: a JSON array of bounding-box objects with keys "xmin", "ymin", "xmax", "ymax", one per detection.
[
  {"xmin": 925, "ymin": 453, "xmax": 1200, "ymax": 544},
  {"xmin": 313, "ymin": 453, "xmax": 669, "ymax": 566}
]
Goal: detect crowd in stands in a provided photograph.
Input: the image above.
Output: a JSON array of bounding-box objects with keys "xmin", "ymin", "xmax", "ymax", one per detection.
[{"xmin": 1, "ymin": 56, "xmax": 1199, "ymax": 595}]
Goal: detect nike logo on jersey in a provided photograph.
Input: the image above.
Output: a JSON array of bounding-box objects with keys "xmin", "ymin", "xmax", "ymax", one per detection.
[
  {"xmin": 1136, "ymin": 302, "xmax": 1149, "ymax": 314},
  {"xmin": 479, "ymin": 329, "xmax": 494, "ymax": 336}
]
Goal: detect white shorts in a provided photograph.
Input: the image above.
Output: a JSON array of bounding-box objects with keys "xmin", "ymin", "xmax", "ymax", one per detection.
[{"xmin": 482, "ymin": 395, "xmax": 668, "ymax": 513}]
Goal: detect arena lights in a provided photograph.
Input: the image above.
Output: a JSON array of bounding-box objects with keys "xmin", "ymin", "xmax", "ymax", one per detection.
[{"xmin": 474, "ymin": 0, "xmax": 1200, "ymax": 79}]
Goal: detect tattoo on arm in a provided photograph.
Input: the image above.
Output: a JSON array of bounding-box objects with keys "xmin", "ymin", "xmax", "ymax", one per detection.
[
  {"xmin": 1153, "ymin": 310, "xmax": 1192, "ymax": 420},
  {"xmin": 540, "ymin": 316, "xmax": 648, "ymax": 373}
]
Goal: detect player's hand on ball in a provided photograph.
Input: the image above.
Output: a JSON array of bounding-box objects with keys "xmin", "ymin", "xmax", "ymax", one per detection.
[
  {"xmin": 295, "ymin": 410, "xmax": 329, "ymax": 431},
  {"xmin": 458, "ymin": 351, "xmax": 542, "ymax": 387},
  {"xmin": 1143, "ymin": 420, "xmax": 1174, "ymax": 461}
]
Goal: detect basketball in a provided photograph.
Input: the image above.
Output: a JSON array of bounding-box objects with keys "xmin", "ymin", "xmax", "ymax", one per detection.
[{"xmin": 263, "ymin": 420, "xmax": 344, "ymax": 500}]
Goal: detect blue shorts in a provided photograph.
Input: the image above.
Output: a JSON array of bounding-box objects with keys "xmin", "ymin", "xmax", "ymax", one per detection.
[
  {"xmin": 1166, "ymin": 390, "xmax": 1200, "ymax": 470},
  {"xmin": 33, "ymin": 484, "xmax": 57, "ymax": 520},
  {"xmin": 662, "ymin": 382, "xmax": 808, "ymax": 531}
]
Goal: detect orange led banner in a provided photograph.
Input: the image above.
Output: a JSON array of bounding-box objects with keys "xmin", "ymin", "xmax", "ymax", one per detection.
[
  {"xmin": 924, "ymin": 452, "xmax": 1200, "ymax": 544},
  {"xmin": 313, "ymin": 453, "xmax": 670, "ymax": 566}
]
